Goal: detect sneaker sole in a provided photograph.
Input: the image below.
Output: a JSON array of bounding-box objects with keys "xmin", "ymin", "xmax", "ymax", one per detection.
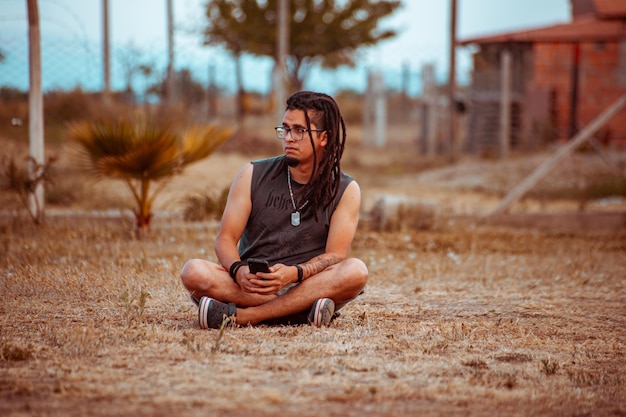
[
  {"xmin": 311, "ymin": 298, "xmax": 335, "ymax": 327},
  {"xmin": 198, "ymin": 296, "xmax": 211, "ymax": 329}
]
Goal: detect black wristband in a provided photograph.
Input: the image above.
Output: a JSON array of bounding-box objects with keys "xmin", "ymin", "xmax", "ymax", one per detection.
[
  {"xmin": 295, "ymin": 264, "xmax": 303, "ymax": 283},
  {"xmin": 229, "ymin": 261, "xmax": 245, "ymax": 282}
]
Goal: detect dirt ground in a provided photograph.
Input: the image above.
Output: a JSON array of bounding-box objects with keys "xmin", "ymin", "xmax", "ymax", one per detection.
[{"xmin": 1, "ymin": 139, "xmax": 625, "ymax": 416}]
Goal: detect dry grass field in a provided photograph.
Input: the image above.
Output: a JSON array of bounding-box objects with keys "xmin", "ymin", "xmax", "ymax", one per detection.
[{"xmin": 1, "ymin": 135, "xmax": 625, "ymax": 416}]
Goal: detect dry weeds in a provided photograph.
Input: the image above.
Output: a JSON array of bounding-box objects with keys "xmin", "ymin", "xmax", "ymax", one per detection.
[
  {"xmin": 1, "ymin": 141, "xmax": 625, "ymax": 416},
  {"xmin": 1, "ymin": 214, "xmax": 624, "ymax": 416}
]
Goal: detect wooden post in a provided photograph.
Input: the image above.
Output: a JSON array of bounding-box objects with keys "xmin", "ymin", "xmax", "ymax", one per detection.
[
  {"xmin": 447, "ymin": 0, "xmax": 457, "ymax": 162},
  {"xmin": 207, "ymin": 63, "xmax": 217, "ymax": 118},
  {"xmin": 102, "ymin": 0, "xmax": 110, "ymax": 100},
  {"xmin": 402, "ymin": 62, "xmax": 411, "ymax": 122},
  {"xmin": 568, "ymin": 43, "xmax": 580, "ymax": 138},
  {"xmin": 499, "ymin": 48, "xmax": 512, "ymax": 158},
  {"xmin": 27, "ymin": 0, "xmax": 44, "ymax": 223},
  {"xmin": 421, "ymin": 64, "xmax": 437, "ymax": 156},
  {"xmin": 363, "ymin": 72, "xmax": 373, "ymax": 147},
  {"xmin": 374, "ymin": 72, "xmax": 386, "ymax": 148},
  {"xmin": 166, "ymin": 0, "xmax": 174, "ymax": 104},
  {"xmin": 275, "ymin": 0, "xmax": 290, "ymax": 121},
  {"xmin": 489, "ymin": 93, "xmax": 626, "ymax": 216},
  {"xmin": 364, "ymin": 71, "xmax": 386, "ymax": 148}
]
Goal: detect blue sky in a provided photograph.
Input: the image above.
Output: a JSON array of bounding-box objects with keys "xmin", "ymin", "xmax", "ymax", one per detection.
[{"xmin": 0, "ymin": 0, "xmax": 570, "ymax": 94}]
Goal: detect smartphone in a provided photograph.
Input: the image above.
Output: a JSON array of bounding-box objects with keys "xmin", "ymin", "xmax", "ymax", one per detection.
[{"xmin": 247, "ymin": 258, "xmax": 270, "ymax": 274}]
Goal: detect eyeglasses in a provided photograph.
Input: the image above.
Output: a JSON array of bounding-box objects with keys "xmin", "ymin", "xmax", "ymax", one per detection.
[{"xmin": 275, "ymin": 126, "xmax": 325, "ymax": 141}]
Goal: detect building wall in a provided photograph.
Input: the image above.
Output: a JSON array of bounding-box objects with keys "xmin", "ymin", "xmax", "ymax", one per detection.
[{"xmin": 532, "ymin": 41, "xmax": 626, "ymax": 146}]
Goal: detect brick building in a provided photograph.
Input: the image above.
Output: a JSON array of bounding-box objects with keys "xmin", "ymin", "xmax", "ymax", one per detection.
[{"xmin": 459, "ymin": 0, "xmax": 626, "ymax": 154}]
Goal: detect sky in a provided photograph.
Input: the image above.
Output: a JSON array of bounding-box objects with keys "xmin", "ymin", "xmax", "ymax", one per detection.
[{"xmin": 0, "ymin": 0, "xmax": 571, "ymax": 94}]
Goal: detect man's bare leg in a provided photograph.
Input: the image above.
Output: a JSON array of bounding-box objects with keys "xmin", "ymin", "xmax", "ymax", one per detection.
[
  {"xmin": 235, "ymin": 258, "xmax": 368, "ymax": 325},
  {"xmin": 180, "ymin": 259, "xmax": 275, "ymax": 307}
]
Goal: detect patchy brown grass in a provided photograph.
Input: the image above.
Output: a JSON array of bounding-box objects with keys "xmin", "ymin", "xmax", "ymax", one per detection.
[
  {"xmin": 1, "ymin": 129, "xmax": 625, "ymax": 416},
  {"xmin": 1, "ymin": 211, "xmax": 625, "ymax": 416}
]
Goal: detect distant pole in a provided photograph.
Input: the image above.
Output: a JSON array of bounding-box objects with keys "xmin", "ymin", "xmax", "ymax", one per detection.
[
  {"xmin": 207, "ymin": 63, "xmax": 217, "ymax": 118},
  {"xmin": 568, "ymin": 42, "xmax": 580, "ymax": 138},
  {"xmin": 402, "ymin": 61, "xmax": 410, "ymax": 121},
  {"xmin": 27, "ymin": 0, "xmax": 44, "ymax": 223},
  {"xmin": 421, "ymin": 64, "xmax": 437, "ymax": 156},
  {"xmin": 364, "ymin": 70, "xmax": 386, "ymax": 148},
  {"xmin": 374, "ymin": 74, "xmax": 387, "ymax": 147},
  {"xmin": 102, "ymin": 0, "xmax": 110, "ymax": 100},
  {"xmin": 500, "ymin": 48, "xmax": 512, "ymax": 158},
  {"xmin": 275, "ymin": 0, "xmax": 290, "ymax": 121},
  {"xmin": 166, "ymin": 0, "xmax": 174, "ymax": 104},
  {"xmin": 447, "ymin": 0, "xmax": 457, "ymax": 162}
]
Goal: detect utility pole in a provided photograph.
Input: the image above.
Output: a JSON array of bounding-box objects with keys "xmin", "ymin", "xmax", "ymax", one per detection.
[
  {"xmin": 166, "ymin": 0, "xmax": 175, "ymax": 104},
  {"xmin": 27, "ymin": 0, "xmax": 44, "ymax": 223},
  {"xmin": 102, "ymin": 0, "xmax": 110, "ymax": 100},
  {"xmin": 447, "ymin": 0, "xmax": 457, "ymax": 162},
  {"xmin": 275, "ymin": 0, "xmax": 290, "ymax": 120}
]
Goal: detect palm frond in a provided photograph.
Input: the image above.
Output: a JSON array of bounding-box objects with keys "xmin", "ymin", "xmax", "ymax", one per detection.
[
  {"xmin": 180, "ymin": 125, "xmax": 232, "ymax": 165},
  {"xmin": 98, "ymin": 132, "xmax": 181, "ymax": 180},
  {"xmin": 67, "ymin": 116, "xmax": 232, "ymax": 231}
]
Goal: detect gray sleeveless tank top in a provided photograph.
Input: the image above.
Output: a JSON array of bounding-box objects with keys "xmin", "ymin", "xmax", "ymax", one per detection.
[{"xmin": 238, "ymin": 155, "xmax": 354, "ymax": 266}]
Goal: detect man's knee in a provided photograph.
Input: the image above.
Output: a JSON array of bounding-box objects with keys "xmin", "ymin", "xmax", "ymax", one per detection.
[
  {"xmin": 180, "ymin": 259, "xmax": 205, "ymax": 290},
  {"xmin": 343, "ymin": 258, "xmax": 368, "ymax": 289}
]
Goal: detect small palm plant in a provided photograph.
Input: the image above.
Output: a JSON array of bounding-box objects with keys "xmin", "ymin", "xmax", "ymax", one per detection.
[{"xmin": 68, "ymin": 116, "xmax": 231, "ymax": 234}]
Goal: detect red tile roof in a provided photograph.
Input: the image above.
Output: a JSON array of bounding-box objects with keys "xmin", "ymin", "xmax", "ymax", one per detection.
[
  {"xmin": 593, "ymin": 0, "xmax": 626, "ymax": 19},
  {"xmin": 459, "ymin": 15, "xmax": 626, "ymax": 45}
]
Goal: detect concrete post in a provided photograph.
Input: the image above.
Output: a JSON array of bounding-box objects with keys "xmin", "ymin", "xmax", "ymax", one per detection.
[
  {"xmin": 500, "ymin": 49, "xmax": 512, "ymax": 158},
  {"xmin": 364, "ymin": 70, "xmax": 386, "ymax": 147},
  {"xmin": 421, "ymin": 64, "xmax": 437, "ymax": 156}
]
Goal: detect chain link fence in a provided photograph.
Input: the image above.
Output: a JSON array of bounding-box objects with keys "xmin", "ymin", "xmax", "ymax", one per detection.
[
  {"xmin": 1, "ymin": 1, "xmax": 458, "ymax": 153},
  {"xmin": 0, "ymin": 1, "xmax": 449, "ymax": 98}
]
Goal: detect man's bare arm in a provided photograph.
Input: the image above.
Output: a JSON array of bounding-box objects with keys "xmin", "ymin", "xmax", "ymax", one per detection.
[
  {"xmin": 299, "ymin": 254, "xmax": 344, "ymax": 280},
  {"xmin": 297, "ymin": 181, "xmax": 361, "ymax": 281},
  {"xmin": 215, "ymin": 163, "xmax": 253, "ymax": 269}
]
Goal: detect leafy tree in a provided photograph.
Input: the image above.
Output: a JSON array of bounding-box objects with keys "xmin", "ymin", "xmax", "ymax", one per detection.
[
  {"xmin": 68, "ymin": 116, "xmax": 232, "ymax": 236},
  {"xmin": 203, "ymin": 0, "xmax": 401, "ymax": 92}
]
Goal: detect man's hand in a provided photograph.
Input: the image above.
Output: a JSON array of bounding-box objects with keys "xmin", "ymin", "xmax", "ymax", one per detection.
[{"xmin": 237, "ymin": 263, "xmax": 296, "ymax": 294}]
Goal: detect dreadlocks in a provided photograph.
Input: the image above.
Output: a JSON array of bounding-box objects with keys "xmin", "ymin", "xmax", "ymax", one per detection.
[{"xmin": 284, "ymin": 91, "xmax": 347, "ymax": 215}]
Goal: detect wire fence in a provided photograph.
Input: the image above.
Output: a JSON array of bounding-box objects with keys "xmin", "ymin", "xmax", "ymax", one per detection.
[
  {"xmin": 0, "ymin": 34, "xmax": 438, "ymax": 98},
  {"xmin": 0, "ymin": 1, "xmax": 450, "ymax": 100},
  {"xmin": 0, "ymin": 1, "xmax": 459, "ymax": 153}
]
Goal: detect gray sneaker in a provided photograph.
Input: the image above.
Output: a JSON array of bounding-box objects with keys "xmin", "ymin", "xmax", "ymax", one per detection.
[
  {"xmin": 308, "ymin": 298, "xmax": 335, "ymax": 327},
  {"xmin": 198, "ymin": 297, "xmax": 237, "ymax": 329}
]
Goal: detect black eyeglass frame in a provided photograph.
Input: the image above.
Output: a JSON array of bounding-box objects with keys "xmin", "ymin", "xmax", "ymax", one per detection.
[{"xmin": 274, "ymin": 126, "xmax": 325, "ymax": 141}]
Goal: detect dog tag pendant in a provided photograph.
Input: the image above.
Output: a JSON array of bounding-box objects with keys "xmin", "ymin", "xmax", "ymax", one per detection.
[{"xmin": 291, "ymin": 211, "xmax": 301, "ymax": 227}]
